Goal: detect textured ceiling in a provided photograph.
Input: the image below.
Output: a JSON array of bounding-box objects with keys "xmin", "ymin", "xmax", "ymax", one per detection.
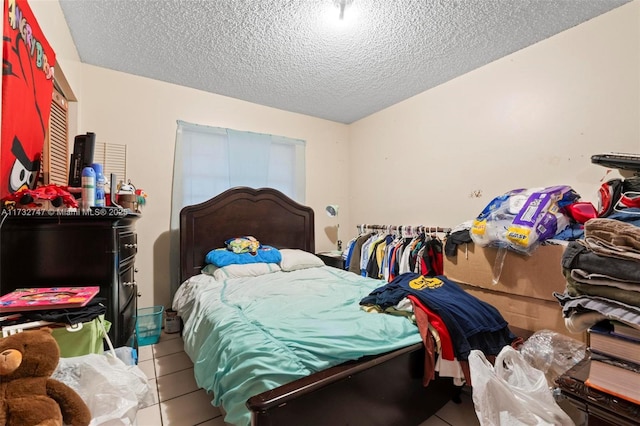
[{"xmin": 59, "ymin": 0, "xmax": 630, "ymax": 124}]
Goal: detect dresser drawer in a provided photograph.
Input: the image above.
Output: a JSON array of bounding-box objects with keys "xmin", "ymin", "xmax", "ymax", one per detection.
[
  {"xmin": 119, "ymin": 262, "xmax": 137, "ymax": 307},
  {"xmin": 119, "ymin": 231, "xmax": 137, "ymax": 264}
]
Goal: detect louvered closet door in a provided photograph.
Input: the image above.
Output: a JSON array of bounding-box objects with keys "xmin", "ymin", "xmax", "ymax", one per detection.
[
  {"xmin": 43, "ymin": 87, "xmax": 69, "ymax": 185},
  {"xmin": 95, "ymin": 141, "xmax": 127, "ymax": 184}
]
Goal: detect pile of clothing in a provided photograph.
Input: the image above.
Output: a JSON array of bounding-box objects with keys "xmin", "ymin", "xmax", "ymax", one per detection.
[
  {"xmin": 360, "ymin": 273, "xmax": 521, "ymax": 386},
  {"xmin": 555, "ymin": 217, "xmax": 640, "ymax": 333}
]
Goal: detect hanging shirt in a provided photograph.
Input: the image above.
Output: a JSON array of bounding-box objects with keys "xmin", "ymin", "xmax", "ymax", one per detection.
[
  {"xmin": 359, "ymin": 235, "xmax": 378, "ymax": 276},
  {"xmin": 348, "ymin": 233, "xmax": 373, "ymax": 274},
  {"xmin": 362, "ymin": 233, "xmax": 386, "ymax": 277},
  {"xmin": 421, "ymin": 238, "xmax": 444, "ymax": 276},
  {"xmin": 342, "ymin": 237, "xmax": 357, "ymax": 270}
]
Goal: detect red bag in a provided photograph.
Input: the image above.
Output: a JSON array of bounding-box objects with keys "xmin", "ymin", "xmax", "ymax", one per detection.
[{"xmin": 597, "ymin": 178, "xmax": 623, "ymax": 217}]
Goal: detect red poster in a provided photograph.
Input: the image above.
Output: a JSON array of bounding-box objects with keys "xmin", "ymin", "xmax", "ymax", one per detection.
[{"xmin": 1, "ymin": 0, "xmax": 55, "ymax": 200}]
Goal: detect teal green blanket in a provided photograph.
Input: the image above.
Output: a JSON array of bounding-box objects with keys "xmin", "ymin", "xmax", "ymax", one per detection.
[{"xmin": 174, "ymin": 266, "xmax": 421, "ymax": 426}]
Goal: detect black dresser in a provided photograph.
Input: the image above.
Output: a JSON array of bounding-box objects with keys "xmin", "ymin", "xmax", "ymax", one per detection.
[{"xmin": 0, "ymin": 212, "xmax": 141, "ymax": 348}]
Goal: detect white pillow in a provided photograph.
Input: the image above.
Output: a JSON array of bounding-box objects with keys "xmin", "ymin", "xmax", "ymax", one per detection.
[
  {"xmin": 279, "ymin": 249, "xmax": 325, "ymax": 272},
  {"xmin": 201, "ymin": 262, "xmax": 281, "ymax": 280}
]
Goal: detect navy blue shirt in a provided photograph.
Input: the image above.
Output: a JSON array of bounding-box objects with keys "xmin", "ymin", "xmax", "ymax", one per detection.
[{"xmin": 361, "ymin": 273, "xmax": 515, "ymax": 359}]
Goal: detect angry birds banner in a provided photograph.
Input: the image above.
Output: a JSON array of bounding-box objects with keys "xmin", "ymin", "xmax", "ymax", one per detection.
[{"xmin": 2, "ymin": 0, "xmax": 55, "ymax": 200}]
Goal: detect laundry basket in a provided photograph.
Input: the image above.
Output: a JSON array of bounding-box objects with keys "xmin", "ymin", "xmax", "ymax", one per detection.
[{"xmin": 135, "ymin": 306, "xmax": 164, "ymax": 346}]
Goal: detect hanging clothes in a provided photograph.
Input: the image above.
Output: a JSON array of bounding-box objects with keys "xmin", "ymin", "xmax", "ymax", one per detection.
[
  {"xmin": 341, "ymin": 236, "xmax": 358, "ymax": 270},
  {"xmin": 416, "ymin": 237, "xmax": 444, "ymax": 277},
  {"xmin": 348, "ymin": 233, "xmax": 373, "ymax": 274},
  {"xmin": 349, "ymin": 225, "xmax": 450, "ymax": 282}
]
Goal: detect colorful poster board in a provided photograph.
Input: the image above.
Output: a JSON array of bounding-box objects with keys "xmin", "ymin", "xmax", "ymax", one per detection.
[
  {"xmin": 0, "ymin": 286, "xmax": 100, "ymax": 312},
  {"xmin": 1, "ymin": 0, "xmax": 55, "ymax": 199}
]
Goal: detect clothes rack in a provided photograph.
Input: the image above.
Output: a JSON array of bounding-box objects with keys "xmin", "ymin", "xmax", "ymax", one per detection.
[
  {"xmin": 357, "ymin": 224, "xmax": 451, "ymax": 236},
  {"xmin": 347, "ymin": 223, "xmax": 449, "ymax": 281}
]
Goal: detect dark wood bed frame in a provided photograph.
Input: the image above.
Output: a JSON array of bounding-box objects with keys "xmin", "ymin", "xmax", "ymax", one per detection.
[{"xmin": 180, "ymin": 186, "xmax": 457, "ymax": 426}]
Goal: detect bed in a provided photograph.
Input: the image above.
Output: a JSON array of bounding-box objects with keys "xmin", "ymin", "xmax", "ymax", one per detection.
[{"xmin": 175, "ymin": 186, "xmax": 457, "ymax": 426}]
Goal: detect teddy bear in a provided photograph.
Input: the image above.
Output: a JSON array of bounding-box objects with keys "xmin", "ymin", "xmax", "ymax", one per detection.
[{"xmin": 0, "ymin": 328, "xmax": 91, "ymax": 426}]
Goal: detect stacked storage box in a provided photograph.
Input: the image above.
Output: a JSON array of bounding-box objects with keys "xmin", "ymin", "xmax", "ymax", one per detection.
[{"xmin": 444, "ymin": 242, "xmax": 585, "ymax": 342}]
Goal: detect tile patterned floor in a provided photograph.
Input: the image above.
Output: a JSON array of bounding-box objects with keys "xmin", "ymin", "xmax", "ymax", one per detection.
[
  {"xmin": 135, "ymin": 332, "xmax": 225, "ymax": 426},
  {"xmin": 134, "ymin": 331, "xmax": 480, "ymax": 426}
]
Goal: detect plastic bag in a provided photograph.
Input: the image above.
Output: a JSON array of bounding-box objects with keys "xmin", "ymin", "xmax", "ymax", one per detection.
[
  {"xmin": 469, "ymin": 346, "xmax": 574, "ymax": 426},
  {"xmin": 108, "ymin": 346, "xmax": 138, "ymax": 366},
  {"xmin": 471, "ymin": 188, "xmax": 528, "ymax": 248},
  {"xmin": 471, "ymin": 186, "xmax": 579, "ymax": 255},
  {"xmin": 52, "ymin": 352, "xmax": 156, "ymax": 425},
  {"xmin": 519, "ymin": 330, "xmax": 586, "ymax": 387}
]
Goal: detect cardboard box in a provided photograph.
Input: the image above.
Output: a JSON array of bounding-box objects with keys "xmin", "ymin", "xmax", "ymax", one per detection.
[
  {"xmin": 444, "ymin": 242, "xmax": 584, "ymax": 341},
  {"xmin": 444, "ymin": 243, "xmax": 567, "ymax": 302},
  {"xmin": 460, "ymin": 284, "xmax": 585, "ymax": 342}
]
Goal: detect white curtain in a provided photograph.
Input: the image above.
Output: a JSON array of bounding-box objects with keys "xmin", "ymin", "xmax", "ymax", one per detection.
[{"xmin": 169, "ymin": 120, "xmax": 306, "ymax": 296}]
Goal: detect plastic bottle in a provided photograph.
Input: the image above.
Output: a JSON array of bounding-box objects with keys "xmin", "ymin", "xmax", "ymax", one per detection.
[
  {"xmin": 92, "ymin": 163, "xmax": 106, "ymax": 207},
  {"xmin": 81, "ymin": 166, "xmax": 96, "ymax": 212}
]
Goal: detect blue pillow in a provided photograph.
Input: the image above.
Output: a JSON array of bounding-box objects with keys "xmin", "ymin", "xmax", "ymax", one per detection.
[{"xmin": 205, "ymin": 245, "xmax": 282, "ymax": 267}]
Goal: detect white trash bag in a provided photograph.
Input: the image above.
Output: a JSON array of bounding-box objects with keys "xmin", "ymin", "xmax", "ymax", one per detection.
[
  {"xmin": 468, "ymin": 346, "xmax": 574, "ymax": 426},
  {"xmin": 53, "ymin": 352, "xmax": 156, "ymax": 426}
]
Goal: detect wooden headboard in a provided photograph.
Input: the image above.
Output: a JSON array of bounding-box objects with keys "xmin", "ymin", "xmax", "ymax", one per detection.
[{"xmin": 180, "ymin": 186, "xmax": 315, "ymax": 282}]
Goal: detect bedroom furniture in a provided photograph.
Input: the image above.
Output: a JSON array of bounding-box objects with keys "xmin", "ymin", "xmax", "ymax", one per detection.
[
  {"xmin": 179, "ymin": 186, "xmax": 458, "ymax": 426},
  {"xmin": 315, "ymin": 251, "xmax": 344, "ymax": 269},
  {"xmin": 0, "ymin": 212, "xmax": 140, "ymax": 348},
  {"xmin": 556, "ymin": 357, "xmax": 640, "ymax": 426}
]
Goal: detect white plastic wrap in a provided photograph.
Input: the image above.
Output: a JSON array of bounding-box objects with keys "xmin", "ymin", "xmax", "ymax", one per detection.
[
  {"xmin": 519, "ymin": 329, "xmax": 586, "ymax": 387},
  {"xmin": 469, "ymin": 346, "xmax": 575, "ymax": 426},
  {"xmin": 52, "ymin": 352, "xmax": 156, "ymax": 425},
  {"xmin": 470, "ymin": 186, "xmax": 579, "ymax": 255}
]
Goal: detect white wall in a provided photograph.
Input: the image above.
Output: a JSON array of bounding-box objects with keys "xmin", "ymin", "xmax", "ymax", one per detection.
[
  {"xmin": 28, "ymin": 1, "xmax": 84, "ymax": 135},
  {"xmin": 28, "ymin": 1, "xmax": 350, "ymax": 308},
  {"xmin": 27, "ymin": 0, "xmax": 640, "ymax": 309},
  {"xmin": 77, "ymin": 66, "xmax": 349, "ymax": 307},
  {"xmin": 347, "ymin": 0, "xmax": 640, "ymax": 238}
]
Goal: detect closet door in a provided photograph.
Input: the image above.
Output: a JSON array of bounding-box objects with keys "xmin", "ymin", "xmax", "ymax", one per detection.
[{"xmin": 42, "ymin": 87, "xmax": 69, "ymax": 185}]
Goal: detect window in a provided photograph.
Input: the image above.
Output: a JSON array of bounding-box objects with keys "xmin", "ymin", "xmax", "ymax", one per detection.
[
  {"xmin": 172, "ymin": 121, "xmax": 305, "ymax": 210},
  {"xmin": 169, "ymin": 120, "xmax": 306, "ymax": 295}
]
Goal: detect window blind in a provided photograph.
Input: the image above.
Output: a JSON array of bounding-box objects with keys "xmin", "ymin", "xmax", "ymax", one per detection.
[
  {"xmin": 43, "ymin": 87, "xmax": 69, "ymax": 185},
  {"xmin": 94, "ymin": 142, "xmax": 127, "ymax": 186}
]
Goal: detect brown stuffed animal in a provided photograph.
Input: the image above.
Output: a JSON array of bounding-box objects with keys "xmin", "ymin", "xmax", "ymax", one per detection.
[{"xmin": 0, "ymin": 328, "xmax": 91, "ymax": 426}]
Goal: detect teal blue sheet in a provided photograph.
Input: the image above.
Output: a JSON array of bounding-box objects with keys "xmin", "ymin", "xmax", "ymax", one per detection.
[{"xmin": 174, "ymin": 266, "xmax": 421, "ymax": 426}]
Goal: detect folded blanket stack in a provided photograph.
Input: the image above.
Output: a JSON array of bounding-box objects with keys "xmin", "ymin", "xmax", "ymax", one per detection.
[{"xmin": 554, "ymin": 218, "xmax": 640, "ymax": 333}]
